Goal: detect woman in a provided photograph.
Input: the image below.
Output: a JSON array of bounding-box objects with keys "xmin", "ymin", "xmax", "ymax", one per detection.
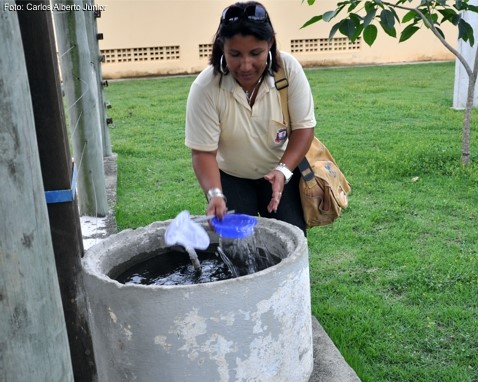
[{"xmin": 185, "ymin": 1, "xmax": 315, "ymax": 235}]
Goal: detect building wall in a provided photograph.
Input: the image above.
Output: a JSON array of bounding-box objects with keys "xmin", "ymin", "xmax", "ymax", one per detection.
[{"xmin": 96, "ymin": 0, "xmax": 456, "ymax": 79}]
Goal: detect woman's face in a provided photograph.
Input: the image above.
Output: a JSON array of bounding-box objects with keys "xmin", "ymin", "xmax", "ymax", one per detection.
[{"xmin": 223, "ymin": 34, "xmax": 272, "ymax": 90}]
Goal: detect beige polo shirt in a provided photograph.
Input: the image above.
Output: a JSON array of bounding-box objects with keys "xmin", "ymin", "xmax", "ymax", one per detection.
[{"xmin": 185, "ymin": 51, "xmax": 316, "ymax": 179}]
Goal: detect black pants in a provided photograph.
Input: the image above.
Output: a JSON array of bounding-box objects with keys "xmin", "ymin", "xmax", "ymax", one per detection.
[{"xmin": 220, "ymin": 168, "xmax": 307, "ymax": 236}]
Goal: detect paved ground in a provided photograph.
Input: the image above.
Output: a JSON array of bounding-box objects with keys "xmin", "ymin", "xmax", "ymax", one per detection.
[
  {"xmin": 309, "ymin": 318, "xmax": 361, "ymax": 381},
  {"xmin": 81, "ymin": 154, "xmax": 361, "ymax": 382}
]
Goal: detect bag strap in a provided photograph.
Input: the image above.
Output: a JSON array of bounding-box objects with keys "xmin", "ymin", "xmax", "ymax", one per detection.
[
  {"xmin": 273, "ymin": 57, "xmax": 313, "ymax": 180},
  {"xmin": 274, "ymin": 64, "xmax": 290, "ymax": 128}
]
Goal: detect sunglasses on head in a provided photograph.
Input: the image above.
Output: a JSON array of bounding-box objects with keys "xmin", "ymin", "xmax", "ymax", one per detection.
[{"xmin": 221, "ymin": 4, "xmax": 269, "ymax": 25}]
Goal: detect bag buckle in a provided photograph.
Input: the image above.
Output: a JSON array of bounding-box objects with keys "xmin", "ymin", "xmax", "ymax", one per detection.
[{"xmin": 275, "ymin": 77, "xmax": 289, "ymax": 91}]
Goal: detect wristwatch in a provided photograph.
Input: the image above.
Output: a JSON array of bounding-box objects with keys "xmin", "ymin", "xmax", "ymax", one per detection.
[{"xmin": 275, "ymin": 163, "xmax": 293, "ymax": 184}]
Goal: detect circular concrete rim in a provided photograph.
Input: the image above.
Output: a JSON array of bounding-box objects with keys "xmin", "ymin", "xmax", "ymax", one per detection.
[{"xmin": 82, "ymin": 216, "xmax": 307, "ymax": 290}]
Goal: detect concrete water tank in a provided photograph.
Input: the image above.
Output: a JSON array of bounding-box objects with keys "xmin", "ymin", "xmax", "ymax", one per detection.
[{"xmin": 82, "ymin": 217, "xmax": 313, "ymax": 381}]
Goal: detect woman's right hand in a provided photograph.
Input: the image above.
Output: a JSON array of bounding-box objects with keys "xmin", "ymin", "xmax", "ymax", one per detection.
[{"xmin": 207, "ymin": 196, "xmax": 228, "ymax": 220}]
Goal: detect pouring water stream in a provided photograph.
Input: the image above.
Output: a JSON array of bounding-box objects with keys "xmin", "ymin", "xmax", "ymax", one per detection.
[
  {"xmin": 164, "ymin": 210, "xmax": 235, "ymax": 273},
  {"xmin": 165, "ymin": 210, "xmax": 271, "ymax": 277}
]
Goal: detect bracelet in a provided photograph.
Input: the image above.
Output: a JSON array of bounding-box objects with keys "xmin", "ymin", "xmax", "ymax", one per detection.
[
  {"xmin": 275, "ymin": 163, "xmax": 293, "ymax": 184},
  {"xmin": 207, "ymin": 187, "xmax": 227, "ymax": 202}
]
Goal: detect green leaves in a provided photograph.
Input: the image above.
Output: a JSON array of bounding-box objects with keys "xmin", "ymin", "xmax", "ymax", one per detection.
[
  {"xmin": 402, "ymin": 10, "xmax": 418, "ymax": 23},
  {"xmin": 339, "ymin": 18, "xmax": 357, "ymax": 38},
  {"xmin": 339, "ymin": 17, "xmax": 361, "ymax": 40},
  {"xmin": 301, "ymin": 15, "xmax": 322, "ymax": 29},
  {"xmin": 364, "ymin": 24, "xmax": 378, "ymax": 45},
  {"xmin": 380, "ymin": 9, "xmax": 397, "ymax": 37},
  {"xmin": 301, "ymin": 0, "xmax": 478, "ymax": 47},
  {"xmin": 323, "ymin": 10, "xmax": 337, "ymax": 22},
  {"xmin": 399, "ymin": 24, "xmax": 419, "ymax": 42},
  {"xmin": 458, "ymin": 18, "xmax": 475, "ymax": 46},
  {"xmin": 363, "ymin": 4, "xmax": 377, "ymax": 28}
]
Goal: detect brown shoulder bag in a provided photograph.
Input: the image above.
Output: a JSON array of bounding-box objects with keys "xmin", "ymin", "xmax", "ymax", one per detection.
[{"xmin": 274, "ymin": 61, "xmax": 351, "ymax": 228}]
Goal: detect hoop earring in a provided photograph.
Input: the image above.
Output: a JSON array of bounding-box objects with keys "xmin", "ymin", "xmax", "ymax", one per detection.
[
  {"xmin": 267, "ymin": 50, "xmax": 273, "ymax": 75},
  {"xmin": 220, "ymin": 55, "xmax": 229, "ymax": 74}
]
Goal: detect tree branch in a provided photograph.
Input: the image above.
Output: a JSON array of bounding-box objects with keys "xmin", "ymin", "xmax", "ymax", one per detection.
[{"xmin": 382, "ymin": 1, "xmax": 473, "ymax": 76}]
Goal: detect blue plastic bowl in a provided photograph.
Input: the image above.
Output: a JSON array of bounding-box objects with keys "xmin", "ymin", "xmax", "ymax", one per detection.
[{"xmin": 211, "ymin": 214, "xmax": 257, "ymax": 239}]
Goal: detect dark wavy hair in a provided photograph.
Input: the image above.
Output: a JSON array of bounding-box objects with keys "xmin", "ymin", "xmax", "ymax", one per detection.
[{"xmin": 210, "ymin": 1, "xmax": 280, "ymax": 75}]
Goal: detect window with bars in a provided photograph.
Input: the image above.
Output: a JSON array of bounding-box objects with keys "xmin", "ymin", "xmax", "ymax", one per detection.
[
  {"xmin": 101, "ymin": 46, "xmax": 180, "ymax": 63},
  {"xmin": 291, "ymin": 37, "xmax": 361, "ymax": 53},
  {"xmin": 199, "ymin": 44, "xmax": 212, "ymax": 59}
]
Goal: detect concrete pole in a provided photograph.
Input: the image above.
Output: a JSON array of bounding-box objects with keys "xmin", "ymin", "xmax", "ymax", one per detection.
[
  {"xmin": 16, "ymin": 2, "xmax": 98, "ymax": 380},
  {"xmin": 53, "ymin": 0, "xmax": 108, "ymax": 216},
  {"xmin": 83, "ymin": 0, "xmax": 113, "ymax": 157},
  {"xmin": 453, "ymin": 0, "xmax": 478, "ymax": 110},
  {"xmin": 0, "ymin": 5, "xmax": 74, "ymax": 381}
]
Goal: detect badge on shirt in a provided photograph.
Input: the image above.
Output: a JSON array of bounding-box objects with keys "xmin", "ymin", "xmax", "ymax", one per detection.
[{"xmin": 275, "ymin": 128, "xmax": 288, "ymax": 143}]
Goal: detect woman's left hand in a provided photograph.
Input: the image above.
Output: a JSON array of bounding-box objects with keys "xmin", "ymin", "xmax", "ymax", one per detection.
[{"xmin": 264, "ymin": 170, "xmax": 284, "ymax": 213}]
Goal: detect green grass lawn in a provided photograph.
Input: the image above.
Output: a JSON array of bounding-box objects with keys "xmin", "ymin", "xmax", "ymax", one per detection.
[{"xmin": 105, "ymin": 61, "xmax": 478, "ymax": 382}]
